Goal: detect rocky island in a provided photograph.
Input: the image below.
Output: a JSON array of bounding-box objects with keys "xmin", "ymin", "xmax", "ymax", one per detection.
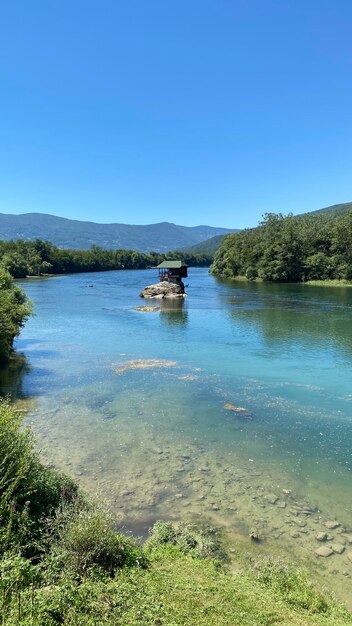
[{"xmin": 140, "ymin": 260, "xmax": 188, "ymax": 298}]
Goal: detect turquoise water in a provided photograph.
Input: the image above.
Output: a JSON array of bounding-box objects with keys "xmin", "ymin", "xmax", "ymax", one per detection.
[{"xmin": 3, "ymin": 269, "xmax": 352, "ymax": 599}]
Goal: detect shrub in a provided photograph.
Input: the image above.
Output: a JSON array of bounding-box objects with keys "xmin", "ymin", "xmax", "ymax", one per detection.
[
  {"xmin": 253, "ymin": 557, "xmax": 331, "ymax": 613},
  {"xmin": 145, "ymin": 520, "xmax": 227, "ymax": 562},
  {"xmin": 46, "ymin": 504, "xmax": 146, "ymax": 578},
  {"xmin": 0, "ymin": 399, "xmax": 78, "ymax": 556},
  {"xmin": 0, "ymin": 268, "xmax": 32, "ymax": 363}
]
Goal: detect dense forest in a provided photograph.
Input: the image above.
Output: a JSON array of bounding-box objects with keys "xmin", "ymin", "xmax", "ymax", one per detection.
[
  {"xmin": 211, "ymin": 209, "xmax": 352, "ymax": 282},
  {"xmin": 0, "ymin": 239, "xmax": 213, "ymax": 278}
]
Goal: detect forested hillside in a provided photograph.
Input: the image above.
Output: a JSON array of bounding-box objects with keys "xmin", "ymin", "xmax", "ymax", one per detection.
[
  {"xmin": 0, "ymin": 239, "xmax": 213, "ymax": 278},
  {"xmin": 181, "ymin": 233, "xmax": 231, "ymax": 256},
  {"xmin": 211, "ymin": 209, "xmax": 352, "ymax": 282},
  {"xmin": 302, "ymin": 201, "xmax": 352, "ymax": 219}
]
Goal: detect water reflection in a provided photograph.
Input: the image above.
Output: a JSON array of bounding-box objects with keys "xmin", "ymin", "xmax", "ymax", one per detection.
[
  {"xmin": 216, "ymin": 278, "xmax": 352, "ymax": 355},
  {"xmin": 159, "ymin": 299, "xmax": 188, "ymax": 327},
  {"xmin": 0, "ymin": 352, "xmax": 31, "ymax": 400}
]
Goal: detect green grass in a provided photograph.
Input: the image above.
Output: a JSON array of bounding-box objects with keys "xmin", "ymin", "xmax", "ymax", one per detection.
[
  {"xmin": 2, "ymin": 549, "xmax": 352, "ymax": 626},
  {"xmin": 218, "ymin": 275, "xmax": 352, "ymax": 287},
  {"xmin": 304, "ymin": 279, "xmax": 352, "ymax": 287}
]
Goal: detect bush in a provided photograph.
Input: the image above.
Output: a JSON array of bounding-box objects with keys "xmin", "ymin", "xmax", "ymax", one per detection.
[
  {"xmin": 0, "ymin": 268, "xmax": 32, "ymax": 363},
  {"xmin": 46, "ymin": 504, "xmax": 146, "ymax": 579},
  {"xmin": 145, "ymin": 520, "xmax": 227, "ymax": 562},
  {"xmin": 0, "ymin": 399, "xmax": 78, "ymax": 556},
  {"xmin": 253, "ymin": 557, "xmax": 331, "ymax": 613}
]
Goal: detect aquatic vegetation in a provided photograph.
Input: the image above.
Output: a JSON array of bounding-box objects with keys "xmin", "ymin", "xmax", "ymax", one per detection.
[
  {"xmin": 114, "ymin": 358, "xmax": 177, "ymax": 374},
  {"xmin": 224, "ymin": 402, "xmax": 252, "ymax": 416},
  {"xmin": 134, "ymin": 305, "xmax": 160, "ymax": 312}
]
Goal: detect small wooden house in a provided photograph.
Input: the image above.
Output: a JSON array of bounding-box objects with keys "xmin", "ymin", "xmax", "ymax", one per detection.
[{"xmin": 156, "ymin": 260, "xmax": 188, "ymax": 284}]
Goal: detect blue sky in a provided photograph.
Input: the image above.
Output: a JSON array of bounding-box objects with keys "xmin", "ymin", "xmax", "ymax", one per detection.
[{"xmin": 0, "ymin": 0, "xmax": 351, "ymax": 228}]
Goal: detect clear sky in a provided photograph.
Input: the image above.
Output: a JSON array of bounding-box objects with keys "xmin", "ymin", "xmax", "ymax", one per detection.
[{"xmin": 0, "ymin": 0, "xmax": 351, "ymax": 228}]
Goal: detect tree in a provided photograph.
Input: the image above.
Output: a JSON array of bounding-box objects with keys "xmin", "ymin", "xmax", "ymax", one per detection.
[{"xmin": 0, "ymin": 269, "xmax": 32, "ymax": 363}]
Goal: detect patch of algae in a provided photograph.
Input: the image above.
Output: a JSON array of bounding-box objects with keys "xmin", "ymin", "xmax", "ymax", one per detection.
[
  {"xmin": 224, "ymin": 403, "xmax": 252, "ymax": 417},
  {"xmin": 114, "ymin": 359, "xmax": 177, "ymax": 374},
  {"xmin": 133, "ymin": 306, "xmax": 160, "ymax": 312}
]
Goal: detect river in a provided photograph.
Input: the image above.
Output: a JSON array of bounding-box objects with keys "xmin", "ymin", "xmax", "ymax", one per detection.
[{"xmin": 2, "ymin": 268, "xmax": 352, "ymax": 602}]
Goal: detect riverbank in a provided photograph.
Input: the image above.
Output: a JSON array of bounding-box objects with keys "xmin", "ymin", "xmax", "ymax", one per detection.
[
  {"xmin": 214, "ymin": 274, "xmax": 352, "ymax": 287},
  {"xmin": 1, "ymin": 400, "xmax": 351, "ymax": 626}
]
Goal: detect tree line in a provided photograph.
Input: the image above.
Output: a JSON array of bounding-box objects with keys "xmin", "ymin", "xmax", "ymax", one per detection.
[
  {"xmin": 211, "ymin": 209, "xmax": 352, "ymax": 282},
  {"xmin": 0, "ymin": 239, "xmax": 213, "ymax": 278}
]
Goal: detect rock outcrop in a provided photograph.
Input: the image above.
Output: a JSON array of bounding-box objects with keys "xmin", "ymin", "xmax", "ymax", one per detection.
[{"xmin": 140, "ymin": 281, "xmax": 185, "ymax": 299}]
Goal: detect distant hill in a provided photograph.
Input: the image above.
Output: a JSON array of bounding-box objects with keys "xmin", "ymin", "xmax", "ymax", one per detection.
[
  {"xmin": 0, "ymin": 213, "xmax": 236, "ymax": 252},
  {"xmin": 181, "ymin": 233, "xmax": 237, "ymax": 256},
  {"xmin": 303, "ymin": 201, "xmax": 352, "ymax": 218}
]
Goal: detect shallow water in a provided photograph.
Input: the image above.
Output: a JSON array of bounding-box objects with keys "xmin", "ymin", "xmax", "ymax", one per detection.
[{"xmin": 2, "ymin": 269, "xmax": 352, "ymax": 602}]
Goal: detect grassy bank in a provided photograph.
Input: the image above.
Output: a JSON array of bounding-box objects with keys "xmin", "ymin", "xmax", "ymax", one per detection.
[
  {"xmin": 1, "ymin": 399, "xmax": 352, "ymax": 625},
  {"xmin": 216, "ymin": 274, "xmax": 352, "ymax": 287},
  {"xmin": 304, "ymin": 279, "xmax": 352, "ymax": 287}
]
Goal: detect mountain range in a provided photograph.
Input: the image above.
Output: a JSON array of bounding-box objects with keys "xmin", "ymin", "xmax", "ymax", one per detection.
[
  {"xmin": 0, "ymin": 202, "xmax": 350, "ymax": 254},
  {"xmin": 0, "ymin": 213, "xmax": 236, "ymax": 252}
]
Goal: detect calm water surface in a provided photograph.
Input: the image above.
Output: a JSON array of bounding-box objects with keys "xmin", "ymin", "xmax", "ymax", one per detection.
[{"xmin": 3, "ymin": 269, "xmax": 352, "ymax": 600}]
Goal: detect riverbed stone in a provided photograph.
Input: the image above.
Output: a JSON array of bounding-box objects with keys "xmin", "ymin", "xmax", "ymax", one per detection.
[
  {"xmin": 266, "ymin": 494, "xmax": 278, "ymax": 504},
  {"xmin": 324, "ymin": 521, "xmax": 340, "ymax": 530},
  {"xmin": 342, "ymin": 534, "xmax": 352, "ymax": 544},
  {"xmin": 315, "ymin": 546, "xmax": 334, "ymax": 558},
  {"xmin": 330, "ymin": 543, "xmax": 345, "ymax": 554},
  {"xmin": 295, "ymin": 519, "xmax": 307, "ymax": 528},
  {"xmin": 315, "ymin": 532, "xmax": 328, "ymax": 542},
  {"xmin": 347, "ymin": 552, "xmax": 352, "ymax": 563}
]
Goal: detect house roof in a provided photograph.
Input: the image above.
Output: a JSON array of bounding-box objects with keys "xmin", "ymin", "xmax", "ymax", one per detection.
[{"xmin": 156, "ymin": 260, "xmax": 188, "ymax": 269}]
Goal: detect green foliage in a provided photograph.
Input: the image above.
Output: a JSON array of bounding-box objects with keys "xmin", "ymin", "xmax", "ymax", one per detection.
[
  {"xmin": 2, "ymin": 549, "xmax": 352, "ymax": 626},
  {"xmin": 0, "ymin": 401, "xmax": 351, "ymax": 625},
  {"xmin": 253, "ymin": 557, "xmax": 331, "ymax": 613},
  {"xmin": 0, "ymin": 399, "xmax": 77, "ymax": 557},
  {"xmin": 45, "ymin": 504, "xmax": 145, "ymax": 579},
  {"xmin": 212, "ymin": 209, "xmax": 352, "ymax": 283},
  {"xmin": 0, "ymin": 268, "xmax": 32, "ymax": 362},
  {"xmin": 145, "ymin": 520, "xmax": 226, "ymax": 562}
]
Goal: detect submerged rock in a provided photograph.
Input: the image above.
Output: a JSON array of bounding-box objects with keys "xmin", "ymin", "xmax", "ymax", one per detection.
[
  {"xmin": 249, "ymin": 527, "xmax": 260, "ymax": 542},
  {"xmin": 140, "ymin": 281, "xmax": 185, "ymax": 299},
  {"xmin": 114, "ymin": 359, "xmax": 177, "ymax": 374},
  {"xmin": 134, "ymin": 305, "xmax": 160, "ymax": 312},
  {"xmin": 316, "ymin": 532, "xmax": 328, "ymax": 542},
  {"xmin": 330, "ymin": 543, "xmax": 345, "ymax": 554},
  {"xmin": 266, "ymin": 494, "xmax": 278, "ymax": 505},
  {"xmin": 224, "ymin": 403, "xmax": 252, "ymax": 417},
  {"xmin": 324, "ymin": 520, "xmax": 340, "ymax": 530},
  {"xmin": 315, "ymin": 546, "xmax": 334, "ymax": 558}
]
